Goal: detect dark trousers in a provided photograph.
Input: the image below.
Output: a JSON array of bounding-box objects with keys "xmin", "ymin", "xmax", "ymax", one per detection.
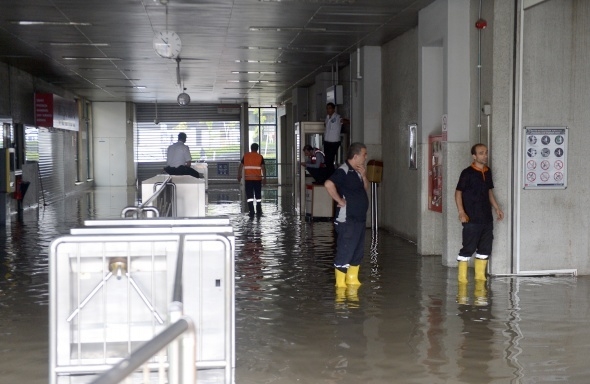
[
  {"xmin": 164, "ymin": 165, "xmax": 202, "ymax": 179},
  {"xmin": 245, "ymin": 180, "xmax": 262, "ymax": 215},
  {"xmin": 323, "ymin": 140, "xmax": 341, "ymax": 171},
  {"xmin": 334, "ymin": 220, "xmax": 366, "ymax": 272},
  {"xmin": 459, "ymin": 222, "xmax": 494, "ymax": 258},
  {"xmin": 306, "ymin": 167, "xmax": 330, "ymax": 184}
]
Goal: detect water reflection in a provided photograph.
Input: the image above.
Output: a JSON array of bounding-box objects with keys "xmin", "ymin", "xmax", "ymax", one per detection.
[{"xmin": 1, "ymin": 186, "xmax": 590, "ymax": 383}]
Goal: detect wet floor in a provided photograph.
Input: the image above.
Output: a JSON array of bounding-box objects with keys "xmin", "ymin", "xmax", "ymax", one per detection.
[{"xmin": 1, "ymin": 185, "xmax": 590, "ymax": 383}]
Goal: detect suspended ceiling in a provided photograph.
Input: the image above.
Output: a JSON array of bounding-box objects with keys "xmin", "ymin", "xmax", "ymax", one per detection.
[{"xmin": 0, "ymin": 0, "xmax": 435, "ymax": 106}]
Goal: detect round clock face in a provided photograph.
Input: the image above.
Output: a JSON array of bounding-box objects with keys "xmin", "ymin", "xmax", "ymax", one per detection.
[{"xmin": 153, "ymin": 30, "xmax": 181, "ymax": 58}]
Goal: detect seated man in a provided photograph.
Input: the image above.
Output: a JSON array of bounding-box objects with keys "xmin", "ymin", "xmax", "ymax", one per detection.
[
  {"xmin": 300, "ymin": 144, "xmax": 331, "ymax": 184},
  {"xmin": 164, "ymin": 132, "xmax": 202, "ymax": 178}
]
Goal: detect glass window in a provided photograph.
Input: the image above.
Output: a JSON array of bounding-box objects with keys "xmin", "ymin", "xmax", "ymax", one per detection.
[
  {"xmin": 248, "ymin": 107, "xmax": 277, "ymax": 176},
  {"xmin": 248, "ymin": 107, "xmax": 276, "ymax": 160},
  {"xmin": 136, "ymin": 120, "xmax": 241, "ymax": 162},
  {"xmin": 25, "ymin": 126, "xmax": 39, "ymax": 162}
]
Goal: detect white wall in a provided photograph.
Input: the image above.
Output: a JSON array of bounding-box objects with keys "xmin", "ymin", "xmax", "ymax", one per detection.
[
  {"xmin": 417, "ymin": 0, "xmax": 472, "ymax": 264},
  {"xmin": 516, "ymin": 0, "xmax": 590, "ymax": 274},
  {"xmin": 93, "ymin": 102, "xmax": 134, "ymax": 187},
  {"xmin": 381, "ymin": 29, "xmax": 420, "ymax": 241}
]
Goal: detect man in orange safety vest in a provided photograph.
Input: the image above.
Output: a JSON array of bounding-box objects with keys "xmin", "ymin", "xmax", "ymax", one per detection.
[{"xmin": 238, "ymin": 143, "xmax": 266, "ymax": 217}]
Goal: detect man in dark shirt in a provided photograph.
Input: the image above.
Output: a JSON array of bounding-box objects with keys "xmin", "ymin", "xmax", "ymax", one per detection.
[
  {"xmin": 455, "ymin": 143, "xmax": 504, "ymax": 290},
  {"xmin": 324, "ymin": 142, "xmax": 369, "ymax": 291}
]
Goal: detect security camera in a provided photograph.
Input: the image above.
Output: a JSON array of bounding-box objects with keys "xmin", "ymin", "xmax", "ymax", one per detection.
[{"xmin": 154, "ymin": 119, "xmax": 160, "ymax": 125}]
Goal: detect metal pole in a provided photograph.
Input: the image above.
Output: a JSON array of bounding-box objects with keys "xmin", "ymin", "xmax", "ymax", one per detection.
[{"xmin": 370, "ymin": 182, "xmax": 378, "ymax": 232}]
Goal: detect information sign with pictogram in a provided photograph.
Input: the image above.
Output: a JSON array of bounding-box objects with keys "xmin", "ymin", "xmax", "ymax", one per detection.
[{"xmin": 523, "ymin": 127, "xmax": 568, "ymax": 189}]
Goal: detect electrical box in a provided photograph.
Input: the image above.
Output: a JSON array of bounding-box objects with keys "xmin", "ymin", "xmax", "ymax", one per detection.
[
  {"xmin": 428, "ymin": 135, "xmax": 443, "ymax": 212},
  {"xmin": 305, "ymin": 184, "xmax": 333, "ymax": 220},
  {"xmin": 367, "ymin": 160, "xmax": 383, "ymax": 183}
]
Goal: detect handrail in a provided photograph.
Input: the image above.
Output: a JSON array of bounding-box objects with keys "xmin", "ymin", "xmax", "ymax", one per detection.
[
  {"xmin": 121, "ymin": 175, "xmax": 173, "ymax": 218},
  {"xmin": 142, "ymin": 175, "xmax": 172, "ymax": 207},
  {"xmin": 89, "ymin": 316, "xmax": 196, "ymax": 384}
]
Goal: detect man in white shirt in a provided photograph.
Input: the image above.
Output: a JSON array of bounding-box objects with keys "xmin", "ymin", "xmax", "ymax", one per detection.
[
  {"xmin": 323, "ymin": 102, "xmax": 347, "ymax": 172},
  {"xmin": 164, "ymin": 132, "xmax": 202, "ymax": 178}
]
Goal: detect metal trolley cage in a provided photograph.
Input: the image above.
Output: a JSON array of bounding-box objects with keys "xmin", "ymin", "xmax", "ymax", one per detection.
[{"xmin": 49, "ymin": 217, "xmax": 235, "ymax": 384}]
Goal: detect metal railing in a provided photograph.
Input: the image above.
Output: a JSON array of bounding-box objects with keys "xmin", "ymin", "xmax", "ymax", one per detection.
[
  {"xmin": 89, "ymin": 316, "xmax": 196, "ymax": 384},
  {"xmin": 122, "ymin": 175, "xmax": 176, "ymax": 218}
]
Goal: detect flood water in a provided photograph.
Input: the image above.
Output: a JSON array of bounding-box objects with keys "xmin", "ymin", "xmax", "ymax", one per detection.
[{"xmin": 1, "ymin": 185, "xmax": 590, "ymax": 383}]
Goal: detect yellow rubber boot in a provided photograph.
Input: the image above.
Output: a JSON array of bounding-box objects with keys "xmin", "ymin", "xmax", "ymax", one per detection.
[
  {"xmin": 474, "ymin": 258, "xmax": 488, "ymax": 281},
  {"xmin": 457, "ymin": 282, "xmax": 468, "ymax": 305},
  {"xmin": 458, "ymin": 261, "xmax": 468, "ymax": 284},
  {"xmin": 345, "ymin": 265, "xmax": 361, "ymax": 286},
  {"xmin": 335, "ymin": 287, "xmax": 347, "ymax": 303},
  {"xmin": 474, "ymin": 280, "xmax": 488, "ymax": 306},
  {"xmin": 346, "ymin": 285, "xmax": 360, "ymax": 308},
  {"xmin": 335, "ymin": 269, "xmax": 347, "ymax": 288}
]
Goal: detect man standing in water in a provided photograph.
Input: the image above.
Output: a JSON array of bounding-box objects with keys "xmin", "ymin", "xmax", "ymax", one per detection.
[
  {"xmin": 238, "ymin": 143, "xmax": 266, "ymax": 217},
  {"xmin": 324, "ymin": 142, "xmax": 369, "ymax": 290},
  {"xmin": 323, "ymin": 102, "xmax": 348, "ymax": 172},
  {"xmin": 455, "ymin": 143, "xmax": 503, "ymax": 289}
]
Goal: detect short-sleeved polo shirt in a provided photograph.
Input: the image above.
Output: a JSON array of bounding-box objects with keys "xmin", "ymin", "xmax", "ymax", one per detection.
[
  {"xmin": 456, "ymin": 164, "xmax": 494, "ymax": 223},
  {"xmin": 329, "ymin": 161, "xmax": 369, "ymax": 223}
]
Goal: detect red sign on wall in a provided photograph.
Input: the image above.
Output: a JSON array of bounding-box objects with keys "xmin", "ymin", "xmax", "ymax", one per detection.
[{"xmin": 35, "ymin": 93, "xmax": 54, "ymax": 128}]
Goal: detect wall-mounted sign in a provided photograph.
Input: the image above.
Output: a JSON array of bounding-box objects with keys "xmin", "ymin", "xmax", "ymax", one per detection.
[
  {"xmin": 441, "ymin": 114, "xmax": 448, "ymax": 142},
  {"xmin": 217, "ymin": 105, "xmax": 241, "ymax": 115},
  {"xmin": 523, "ymin": 127, "xmax": 567, "ymax": 189},
  {"xmin": 408, "ymin": 123, "xmax": 417, "ymax": 170},
  {"xmin": 217, "ymin": 163, "xmax": 230, "ymax": 175},
  {"xmin": 34, "ymin": 93, "xmax": 79, "ymax": 131},
  {"xmin": 34, "ymin": 93, "xmax": 53, "ymax": 127}
]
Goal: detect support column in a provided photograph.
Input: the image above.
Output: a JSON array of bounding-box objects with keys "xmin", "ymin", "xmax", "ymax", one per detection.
[{"xmin": 418, "ymin": 0, "xmax": 471, "ymax": 266}]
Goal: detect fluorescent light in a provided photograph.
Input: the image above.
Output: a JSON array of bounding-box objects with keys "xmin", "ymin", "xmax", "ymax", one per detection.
[
  {"xmin": 239, "ymin": 46, "xmax": 284, "ymax": 50},
  {"xmin": 234, "ymin": 60, "xmax": 285, "ymax": 64},
  {"xmin": 63, "ymin": 57, "xmax": 122, "ymax": 60},
  {"xmin": 258, "ymin": 0, "xmax": 355, "ymax": 3},
  {"xmin": 49, "ymin": 42, "xmax": 110, "ymax": 46},
  {"xmin": 231, "ymin": 71, "xmax": 278, "ymax": 74},
  {"xmin": 227, "ymin": 80, "xmax": 269, "ymax": 83},
  {"xmin": 249, "ymin": 26, "xmax": 326, "ymax": 32},
  {"xmin": 104, "ymin": 85, "xmax": 146, "ymax": 88},
  {"xmin": 13, "ymin": 21, "xmax": 91, "ymax": 26}
]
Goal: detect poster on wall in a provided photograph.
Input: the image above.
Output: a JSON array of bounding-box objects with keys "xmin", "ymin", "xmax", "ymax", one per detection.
[
  {"xmin": 523, "ymin": 127, "xmax": 568, "ymax": 189},
  {"xmin": 34, "ymin": 93, "xmax": 79, "ymax": 131}
]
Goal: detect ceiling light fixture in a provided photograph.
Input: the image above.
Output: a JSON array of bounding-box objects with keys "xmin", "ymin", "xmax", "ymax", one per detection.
[
  {"xmin": 93, "ymin": 78, "xmax": 141, "ymax": 81},
  {"xmin": 234, "ymin": 60, "xmax": 285, "ymax": 64},
  {"xmin": 231, "ymin": 71, "xmax": 278, "ymax": 74},
  {"xmin": 105, "ymin": 85, "xmax": 146, "ymax": 89},
  {"xmin": 240, "ymin": 46, "xmax": 284, "ymax": 50},
  {"xmin": 249, "ymin": 26, "xmax": 326, "ymax": 32},
  {"xmin": 13, "ymin": 21, "xmax": 91, "ymax": 26},
  {"xmin": 227, "ymin": 80, "xmax": 270, "ymax": 83},
  {"xmin": 177, "ymin": 90, "xmax": 191, "ymax": 106},
  {"xmin": 258, "ymin": 0, "xmax": 355, "ymax": 3},
  {"xmin": 62, "ymin": 57, "xmax": 122, "ymax": 60},
  {"xmin": 49, "ymin": 42, "xmax": 110, "ymax": 46}
]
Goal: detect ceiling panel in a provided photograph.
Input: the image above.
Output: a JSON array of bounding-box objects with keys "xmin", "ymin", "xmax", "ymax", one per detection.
[{"xmin": 0, "ymin": 0, "xmax": 435, "ymax": 105}]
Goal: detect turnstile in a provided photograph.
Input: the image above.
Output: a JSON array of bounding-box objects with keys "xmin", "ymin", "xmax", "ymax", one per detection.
[
  {"xmin": 50, "ymin": 217, "xmax": 235, "ymax": 384},
  {"xmin": 142, "ymin": 175, "xmax": 207, "ymax": 217}
]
